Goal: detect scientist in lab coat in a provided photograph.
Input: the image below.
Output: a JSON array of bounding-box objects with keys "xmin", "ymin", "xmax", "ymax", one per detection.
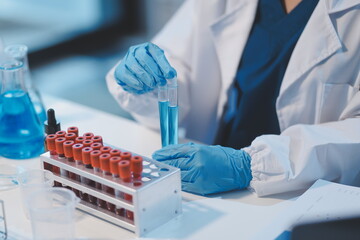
[{"xmin": 107, "ymin": 0, "xmax": 360, "ymax": 196}]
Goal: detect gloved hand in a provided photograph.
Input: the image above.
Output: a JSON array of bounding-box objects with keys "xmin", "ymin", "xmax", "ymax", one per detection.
[
  {"xmin": 152, "ymin": 142, "xmax": 252, "ymax": 195},
  {"xmin": 115, "ymin": 42, "xmax": 177, "ymax": 94}
]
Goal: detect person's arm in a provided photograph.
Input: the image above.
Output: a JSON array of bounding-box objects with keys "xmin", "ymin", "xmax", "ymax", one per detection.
[{"xmin": 106, "ymin": 0, "xmax": 195, "ymax": 130}]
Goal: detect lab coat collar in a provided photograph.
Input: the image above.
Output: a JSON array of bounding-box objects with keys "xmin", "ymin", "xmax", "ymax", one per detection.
[
  {"xmin": 327, "ymin": 0, "xmax": 360, "ymax": 14},
  {"xmin": 210, "ymin": 0, "xmax": 258, "ymax": 117}
]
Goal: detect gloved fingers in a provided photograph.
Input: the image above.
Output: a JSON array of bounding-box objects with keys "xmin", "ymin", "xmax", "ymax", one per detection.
[
  {"xmin": 125, "ymin": 50, "xmax": 156, "ymax": 90},
  {"xmin": 181, "ymin": 181, "xmax": 206, "ymax": 196},
  {"xmin": 157, "ymin": 157, "xmax": 193, "ymax": 171},
  {"xmin": 146, "ymin": 43, "xmax": 177, "ymax": 80},
  {"xmin": 152, "ymin": 142, "xmax": 197, "ymax": 160},
  {"xmin": 134, "ymin": 46, "xmax": 166, "ymax": 86},
  {"xmin": 180, "ymin": 169, "xmax": 201, "ymax": 183}
]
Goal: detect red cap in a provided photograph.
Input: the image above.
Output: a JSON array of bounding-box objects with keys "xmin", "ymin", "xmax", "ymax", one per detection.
[
  {"xmin": 90, "ymin": 142, "xmax": 102, "ymax": 150},
  {"xmin": 121, "ymin": 151, "xmax": 132, "ymax": 160},
  {"xmin": 55, "ymin": 137, "xmax": 66, "ymax": 154},
  {"xmin": 131, "ymin": 156, "xmax": 143, "ymax": 178},
  {"xmin": 100, "ymin": 146, "xmax": 112, "ymax": 153},
  {"xmin": 100, "ymin": 153, "xmax": 111, "ymax": 172},
  {"xmin": 91, "ymin": 135, "xmax": 103, "ymax": 144},
  {"xmin": 55, "ymin": 130, "xmax": 66, "ymax": 138},
  {"xmin": 72, "ymin": 143, "xmax": 84, "ymax": 161},
  {"xmin": 82, "ymin": 147, "xmax": 93, "ymax": 165},
  {"xmin": 65, "ymin": 133, "xmax": 76, "ymax": 141},
  {"xmin": 118, "ymin": 160, "xmax": 131, "ymax": 182},
  {"xmin": 67, "ymin": 126, "xmax": 79, "ymax": 136},
  {"xmin": 109, "ymin": 156, "xmax": 121, "ymax": 175},
  {"xmin": 75, "ymin": 136, "xmax": 85, "ymax": 143},
  {"xmin": 83, "ymin": 132, "xmax": 94, "ymax": 139},
  {"xmin": 46, "ymin": 134, "xmax": 57, "ymax": 151},
  {"xmin": 110, "ymin": 149, "xmax": 121, "ymax": 157},
  {"xmin": 90, "ymin": 150, "xmax": 102, "ymax": 168},
  {"xmin": 83, "ymin": 140, "xmax": 93, "ymax": 147},
  {"xmin": 63, "ymin": 140, "xmax": 75, "ymax": 158}
]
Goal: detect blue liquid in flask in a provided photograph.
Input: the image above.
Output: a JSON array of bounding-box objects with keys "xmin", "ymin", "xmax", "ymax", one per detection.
[
  {"xmin": 0, "ymin": 90, "xmax": 44, "ymax": 159},
  {"xmin": 169, "ymin": 106, "xmax": 178, "ymax": 145},
  {"xmin": 159, "ymin": 101, "xmax": 169, "ymax": 147}
]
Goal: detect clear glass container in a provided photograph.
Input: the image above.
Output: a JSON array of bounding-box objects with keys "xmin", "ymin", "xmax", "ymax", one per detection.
[
  {"xmin": 4, "ymin": 44, "xmax": 46, "ymax": 124},
  {"xmin": 0, "ymin": 60, "xmax": 44, "ymax": 159}
]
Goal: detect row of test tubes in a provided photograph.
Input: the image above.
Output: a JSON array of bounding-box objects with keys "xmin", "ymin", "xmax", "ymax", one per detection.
[{"xmin": 44, "ymin": 127, "xmax": 143, "ymax": 222}]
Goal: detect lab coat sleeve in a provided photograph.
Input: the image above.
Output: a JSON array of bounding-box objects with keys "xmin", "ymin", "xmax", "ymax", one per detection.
[
  {"xmin": 244, "ymin": 94, "xmax": 360, "ymax": 196},
  {"xmin": 106, "ymin": 0, "xmax": 194, "ymax": 130}
]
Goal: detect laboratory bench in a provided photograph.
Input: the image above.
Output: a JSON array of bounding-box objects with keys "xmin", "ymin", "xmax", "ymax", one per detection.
[{"xmin": 0, "ymin": 95, "xmax": 301, "ymax": 240}]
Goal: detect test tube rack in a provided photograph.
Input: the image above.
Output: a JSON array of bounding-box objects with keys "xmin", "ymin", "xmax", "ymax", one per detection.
[{"xmin": 40, "ymin": 149, "xmax": 182, "ymax": 236}]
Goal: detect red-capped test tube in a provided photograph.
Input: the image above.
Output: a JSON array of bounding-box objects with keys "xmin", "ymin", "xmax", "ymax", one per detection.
[
  {"xmin": 120, "ymin": 152, "xmax": 132, "ymax": 161},
  {"xmin": 63, "ymin": 140, "xmax": 79, "ymax": 190},
  {"xmin": 82, "ymin": 147, "xmax": 96, "ymax": 204},
  {"xmin": 72, "ymin": 143, "xmax": 85, "ymax": 199},
  {"xmin": 65, "ymin": 132, "xmax": 77, "ymax": 141},
  {"xmin": 90, "ymin": 142, "xmax": 102, "ymax": 150},
  {"xmin": 131, "ymin": 156, "xmax": 143, "ymax": 179},
  {"xmin": 91, "ymin": 135, "xmax": 103, "ymax": 144},
  {"xmin": 118, "ymin": 160, "xmax": 134, "ymax": 221},
  {"xmin": 110, "ymin": 156, "xmax": 122, "ymax": 215},
  {"xmin": 91, "ymin": 150, "xmax": 106, "ymax": 208},
  {"xmin": 110, "ymin": 149, "xmax": 121, "ymax": 157},
  {"xmin": 83, "ymin": 132, "xmax": 94, "ymax": 140},
  {"xmin": 75, "ymin": 136, "xmax": 85, "ymax": 144},
  {"xmin": 100, "ymin": 153, "xmax": 115, "ymax": 211},
  {"xmin": 67, "ymin": 126, "xmax": 79, "ymax": 136},
  {"xmin": 100, "ymin": 146, "xmax": 112, "ymax": 154}
]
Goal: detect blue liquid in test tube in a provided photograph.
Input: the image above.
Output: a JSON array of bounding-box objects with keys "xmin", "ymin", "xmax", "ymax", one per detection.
[
  {"xmin": 168, "ymin": 106, "xmax": 178, "ymax": 145},
  {"xmin": 158, "ymin": 100, "xmax": 169, "ymax": 147}
]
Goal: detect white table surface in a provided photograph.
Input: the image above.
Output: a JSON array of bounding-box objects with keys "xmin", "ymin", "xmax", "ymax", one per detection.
[{"xmin": 0, "ymin": 96, "xmax": 302, "ymax": 239}]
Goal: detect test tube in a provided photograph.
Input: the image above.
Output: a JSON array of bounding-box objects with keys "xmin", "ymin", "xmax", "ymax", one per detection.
[
  {"xmin": 118, "ymin": 160, "xmax": 133, "ymax": 221},
  {"xmin": 90, "ymin": 150, "xmax": 105, "ymax": 208},
  {"xmin": 100, "ymin": 153, "xmax": 115, "ymax": 211},
  {"xmin": 110, "ymin": 156, "xmax": 123, "ymax": 215},
  {"xmin": 131, "ymin": 156, "xmax": 143, "ymax": 179},
  {"xmin": 91, "ymin": 135, "xmax": 103, "ymax": 144},
  {"xmin": 90, "ymin": 142, "xmax": 102, "ymax": 150},
  {"xmin": 44, "ymin": 134, "xmax": 57, "ymax": 171},
  {"xmin": 158, "ymin": 84, "xmax": 169, "ymax": 147},
  {"xmin": 83, "ymin": 132, "xmax": 94, "ymax": 139},
  {"xmin": 55, "ymin": 130, "xmax": 67, "ymax": 138},
  {"xmin": 100, "ymin": 146, "xmax": 112, "ymax": 154},
  {"xmin": 72, "ymin": 143, "xmax": 85, "ymax": 199},
  {"xmin": 168, "ymin": 77, "xmax": 178, "ymax": 145},
  {"xmin": 75, "ymin": 136, "xmax": 85, "ymax": 143},
  {"xmin": 65, "ymin": 133, "xmax": 76, "ymax": 141},
  {"xmin": 82, "ymin": 147, "xmax": 96, "ymax": 204},
  {"xmin": 109, "ymin": 149, "xmax": 121, "ymax": 157},
  {"xmin": 63, "ymin": 140, "xmax": 79, "ymax": 189},
  {"xmin": 120, "ymin": 151, "xmax": 132, "ymax": 161},
  {"xmin": 67, "ymin": 126, "xmax": 79, "ymax": 136},
  {"xmin": 83, "ymin": 140, "xmax": 93, "ymax": 147},
  {"xmin": 54, "ymin": 137, "xmax": 66, "ymax": 187}
]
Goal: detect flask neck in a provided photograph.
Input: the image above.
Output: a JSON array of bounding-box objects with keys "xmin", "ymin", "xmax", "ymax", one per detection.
[{"xmin": 0, "ymin": 61, "xmax": 26, "ymax": 94}]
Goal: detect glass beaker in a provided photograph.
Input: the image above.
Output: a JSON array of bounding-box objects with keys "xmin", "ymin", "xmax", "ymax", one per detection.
[
  {"xmin": 4, "ymin": 44, "xmax": 46, "ymax": 124},
  {"xmin": 26, "ymin": 188, "xmax": 80, "ymax": 240},
  {"xmin": 0, "ymin": 60, "xmax": 44, "ymax": 159}
]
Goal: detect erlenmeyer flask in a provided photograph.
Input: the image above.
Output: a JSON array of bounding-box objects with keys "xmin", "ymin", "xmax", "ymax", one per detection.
[
  {"xmin": 4, "ymin": 44, "xmax": 46, "ymax": 124},
  {"xmin": 0, "ymin": 60, "xmax": 44, "ymax": 159}
]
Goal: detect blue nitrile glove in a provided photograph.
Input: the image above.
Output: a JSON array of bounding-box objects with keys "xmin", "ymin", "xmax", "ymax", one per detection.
[
  {"xmin": 152, "ymin": 142, "xmax": 252, "ymax": 195},
  {"xmin": 115, "ymin": 42, "xmax": 177, "ymax": 94}
]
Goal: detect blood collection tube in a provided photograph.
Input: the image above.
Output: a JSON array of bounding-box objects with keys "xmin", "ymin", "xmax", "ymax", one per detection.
[
  {"xmin": 90, "ymin": 150, "xmax": 106, "ymax": 208},
  {"xmin": 75, "ymin": 136, "xmax": 85, "ymax": 143},
  {"xmin": 83, "ymin": 132, "xmax": 94, "ymax": 139},
  {"xmin": 110, "ymin": 149, "xmax": 121, "ymax": 157},
  {"xmin": 67, "ymin": 126, "xmax": 79, "ymax": 136},
  {"xmin": 82, "ymin": 147, "xmax": 96, "ymax": 204},
  {"xmin": 91, "ymin": 135, "xmax": 103, "ymax": 144},
  {"xmin": 55, "ymin": 130, "xmax": 67, "ymax": 138},
  {"xmin": 131, "ymin": 156, "xmax": 143, "ymax": 179},
  {"xmin": 65, "ymin": 132, "xmax": 77, "ymax": 141},
  {"xmin": 90, "ymin": 142, "xmax": 102, "ymax": 150},
  {"xmin": 55, "ymin": 137, "xmax": 66, "ymax": 158},
  {"xmin": 100, "ymin": 146, "xmax": 112, "ymax": 154},
  {"xmin": 72, "ymin": 143, "xmax": 86, "ymax": 199},
  {"xmin": 120, "ymin": 151, "xmax": 132, "ymax": 161},
  {"xmin": 118, "ymin": 160, "xmax": 133, "ymax": 221},
  {"xmin": 63, "ymin": 140, "xmax": 79, "ymax": 186},
  {"xmin": 110, "ymin": 156, "xmax": 123, "ymax": 215},
  {"xmin": 83, "ymin": 140, "xmax": 93, "ymax": 147},
  {"xmin": 100, "ymin": 153, "xmax": 115, "ymax": 211},
  {"xmin": 44, "ymin": 134, "xmax": 57, "ymax": 171}
]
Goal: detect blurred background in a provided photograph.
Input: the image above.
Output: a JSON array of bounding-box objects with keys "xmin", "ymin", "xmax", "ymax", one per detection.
[{"xmin": 0, "ymin": 0, "xmax": 184, "ymax": 120}]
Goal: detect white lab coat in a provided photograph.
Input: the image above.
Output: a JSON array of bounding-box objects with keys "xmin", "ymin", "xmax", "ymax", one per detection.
[{"xmin": 107, "ymin": 0, "xmax": 360, "ymax": 196}]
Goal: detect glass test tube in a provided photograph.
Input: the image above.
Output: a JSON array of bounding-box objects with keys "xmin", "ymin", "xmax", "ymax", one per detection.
[
  {"xmin": 91, "ymin": 150, "xmax": 106, "ymax": 208},
  {"xmin": 110, "ymin": 156, "xmax": 123, "ymax": 216},
  {"xmin": 63, "ymin": 140, "xmax": 77, "ymax": 192},
  {"xmin": 168, "ymin": 77, "xmax": 178, "ymax": 145},
  {"xmin": 118, "ymin": 160, "xmax": 134, "ymax": 221},
  {"xmin": 45, "ymin": 134, "xmax": 57, "ymax": 171},
  {"xmin": 100, "ymin": 153, "xmax": 115, "ymax": 211},
  {"xmin": 54, "ymin": 137, "xmax": 66, "ymax": 187},
  {"xmin": 82, "ymin": 147, "xmax": 97, "ymax": 204},
  {"xmin": 131, "ymin": 156, "xmax": 143, "ymax": 179},
  {"xmin": 158, "ymin": 84, "xmax": 169, "ymax": 147},
  {"xmin": 72, "ymin": 143, "xmax": 86, "ymax": 199}
]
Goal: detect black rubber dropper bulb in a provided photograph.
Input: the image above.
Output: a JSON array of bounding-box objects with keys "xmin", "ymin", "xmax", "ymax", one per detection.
[{"xmin": 44, "ymin": 108, "xmax": 61, "ymax": 134}]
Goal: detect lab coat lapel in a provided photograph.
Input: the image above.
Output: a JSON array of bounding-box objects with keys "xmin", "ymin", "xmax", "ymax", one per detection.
[
  {"xmin": 210, "ymin": 0, "xmax": 258, "ymax": 117},
  {"xmin": 278, "ymin": 0, "xmax": 344, "ymax": 99}
]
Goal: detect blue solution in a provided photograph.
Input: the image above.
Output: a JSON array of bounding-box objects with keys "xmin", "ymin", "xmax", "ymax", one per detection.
[
  {"xmin": 159, "ymin": 101, "xmax": 169, "ymax": 147},
  {"xmin": 169, "ymin": 106, "xmax": 178, "ymax": 145},
  {"xmin": 0, "ymin": 90, "xmax": 44, "ymax": 159}
]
